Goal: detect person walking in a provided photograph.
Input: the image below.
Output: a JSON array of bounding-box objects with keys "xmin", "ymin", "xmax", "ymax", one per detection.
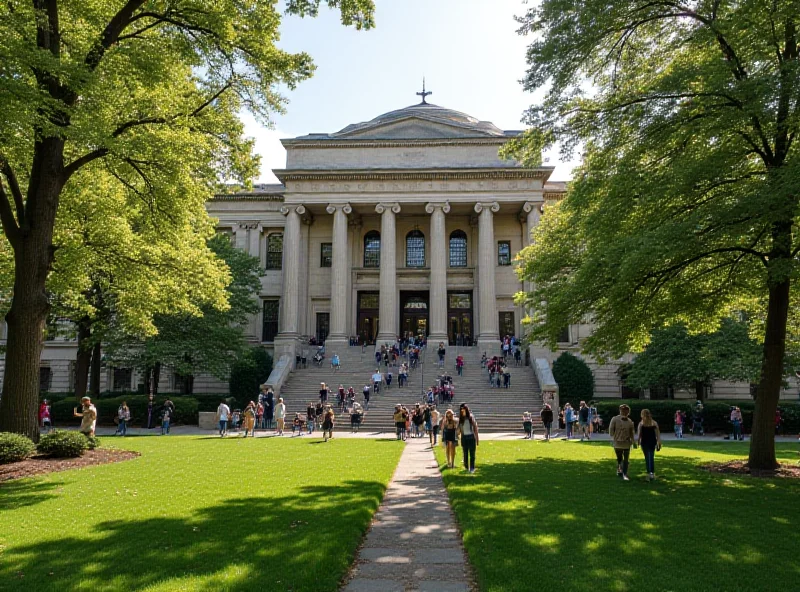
[
  {"xmin": 637, "ymin": 409, "xmax": 662, "ymax": 481},
  {"xmin": 275, "ymin": 397, "xmax": 287, "ymax": 435},
  {"xmin": 437, "ymin": 342, "xmax": 446, "ymax": 368},
  {"xmin": 674, "ymin": 409, "xmax": 684, "ymax": 439},
  {"xmin": 265, "ymin": 389, "xmax": 275, "ymax": 430},
  {"xmin": 522, "ymin": 411, "xmax": 533, "ymax": 439},
  {"xmin": 73, "ymin": 397, "xmax": 97, "ymax": 438},
  {"xmin": 730, "ymin": 406, "xmax": 744, "ymax": 441},
  {"xmin": 430, "ymin": 406, "xmax": 441, "ymax": 445},
  {"xmin": 216, "ymin": 400, "xmax": 231, "ymax": 437},
  {"xmin": 456, "ymin": 354, "xmax": 464, "ymax": 376},
  {"xmin": 609, "ymin": 404, "xmax": 636, "ymax": 481},
  {"xmin": 363, "ymin": 384, "xmax": 371, "ymax": 410},
  {"xmin": 578, "ymin": 401, "xmax": 591, "ymax": 441},
  {"xmin": 319, "ymin": 382, "xmax": 330, "ymax": 405},
  {"xmin": 393, "ymin": 404, "xmax": 405, "ymax": 441},
  {"xmin": 307, "ymin": 402, "xmax": 316, "ymax": 435},
  {"xmin": 372, "ymin": 369, "xmax": 382, "ymax": 394},
  {"xmin": 564, "ymin": 403, "xmax": 575, "ymax": 439},
  {"xmin": 242, "ymin": 402, "xmax": 256, "ymax": 437},
  {"xmin": 116, "ymin": 401, "xmax": 130, "ymax": 437},
  {"xmin": 256, "ymin": 400, "xmax": 265, "ymax": 431},
  {"xmin": 39, "ymin": 399, "xmax": 52, "ymax": 432},
  {"xmin": 457, "ymin": 403, "xmax": 479, "ymax": 473},
  {"xmin": 541, "ymin": 404, "xmax": 554, "ymax": 441},
  {"xmin": 441, "ymin": 409, "xmax": 459, "ymax": 468},
  {"xmin": 322, "ymin": 406, "xmax": 335, "ymax": 441}
]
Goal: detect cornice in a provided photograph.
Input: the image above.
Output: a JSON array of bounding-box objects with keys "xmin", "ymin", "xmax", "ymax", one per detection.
[
  {"xmin": 282, "ymin": 138, "xmax": 512, "ymax": 149},
  {"xmin": 210, "ymin": 194, "xmax": 285, "ymax": 202},
  {"xmin": 544, "ymin": 191, "xmax": 567, "ymax": 201},
  {"xmin": 275, "ymin": 168, "xmax": 552, "ymax": 182}
]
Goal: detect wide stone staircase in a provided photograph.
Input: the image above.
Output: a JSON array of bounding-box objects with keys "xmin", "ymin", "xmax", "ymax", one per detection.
[{"xmin": 278, "ymin": 345, "xmax": 543, "ymax": 433}]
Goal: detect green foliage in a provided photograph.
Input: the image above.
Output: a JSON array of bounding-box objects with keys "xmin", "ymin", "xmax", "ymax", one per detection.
[
  {"xmin": 552, "ymin": 352, "xmax": 595, "ymax": 402},
  {"xmin": 0, "ymin": 432, "xmax": 36, "ymax": 464},
  {"xmin": 37, "ymin": 430, "xmax": 89, "ymax": 458},
  {"xmin": 105, "ymin": 234, "xmax": 263, "ymax": 380},
  {"xmin": 229, "ymin": 347, "xmax": 274, "ymax": 405},
  {"xmin": 626, "ymin": 318, "xmax": 762, "ymax": 390},
  {"xmin": 51, "ymin": 396, "xmax": 199, "ymax": 426}
]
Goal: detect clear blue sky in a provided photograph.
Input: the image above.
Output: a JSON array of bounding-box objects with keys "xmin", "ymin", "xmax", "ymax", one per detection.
[{"xmin": 244, "ymin": 0, "xmax": 577, "ymax": 183}]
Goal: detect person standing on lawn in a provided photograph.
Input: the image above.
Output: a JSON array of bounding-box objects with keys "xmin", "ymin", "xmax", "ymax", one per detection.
[
  {"xmin": 674, "ymin": 409, "xmax": 685, "ymax": 439},
  {"xmin": 216, "ymin": 400, "xmax": 231, "ymax": 437},
  {"xmin": 275, "ymin": 398, "xmax": 287, "ymax": 435},
  {"xmin": 564, "ymin": 403, "xmax": 575, "ymax": 439},
  {"xmin": 73, "ymin": 397, "xmax": 97, "ymax": 438},
  {"xmin": 637, "ymin": 409, "xmax": 662, "ymax": 481},
  {"xmin": 540, "ymin": 404, "xmax": 554, "ymax": 441},
  {"xmin": 242, "ymin": 402, "xmax": 256, "ymax": 437},
  {"xmin": 116, "ymin": 402, "xmax": 130, "ymax": 436},
  {"xmin": 579, "ymin": 401, "xmax": 591, "ymax": 441},
  {"xmin": 457, "ymin": 403, "xmax": 479, "ymax": 473},
  {"xmin": 441, "ymin": 409, "xmax": 459, "ymax": 468},
  {"xmin": 322, "ymin": 406, "xmax": 335, "ymax": 442},
  {"xmin": 730, "ymin": 406, "xmax": 744, "ymax": 441},
  {"xmin": 609, "ymin": 404, "xmax": 636, "ymax": 481}
]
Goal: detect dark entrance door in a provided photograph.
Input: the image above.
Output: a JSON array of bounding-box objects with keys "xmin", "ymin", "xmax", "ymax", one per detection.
[
  {"xmin": 498, "ymin": 311, "xmax": 515, "ymax": 340},
  {"xmin": 357, "ymin": 292, "xmax": 379, "ymax": 345},
  {"xmin": 316, "ymin": 313, "xmax": 330, "ymax": 344},
  {"xmin": 400, "ymin": 291, "xmax": 429, "ymax": 339},
  {"xmin": 447, "ymin": 291, "xmax": 473, "ymax": 345}
]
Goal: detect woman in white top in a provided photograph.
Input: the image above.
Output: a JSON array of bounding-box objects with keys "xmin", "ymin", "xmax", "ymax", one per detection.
[
  {"xmin": 275, "ymin": 397, "xmax": 287, "ymax": 435},
  {"xmin": 216, "ymin": 401, "xmax": 231, "ymax": 436},
  {"xmin": 457, "ymin": 403, "xmax": 479, "ymax": 473}
]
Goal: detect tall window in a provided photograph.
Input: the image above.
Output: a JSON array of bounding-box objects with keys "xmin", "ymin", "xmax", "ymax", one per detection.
[
  {"xmin": 497, "ymin": 241, "xmax": 512, "ymax": 266},
  {"xmin": 320, "ymin": 242, "xmax": 332, "ymax": 268},
  {"xmin": 262, "ymin": 299, "xmax": 280, "ymax": 342},
  {"xmin": 265, "ymin": 232, "xmax": 283, "ymax": 270},
  {"xmin": 39, "ymin": 366, "xmax": 53, "ymax": 392},
  {"xmin": 364, "ymin": 231, "xmax": 381, "ymax": 268},
  {"xmin": 406, "ymin": 229, "xmax": 425, "ymax": 267},
  {"xmin": 449, "ymin": 230, "xmax": 467, "ymax": 267},
  {"xmin": 113, "ymin": 368, "xmax": 132, "ymax": 392}
]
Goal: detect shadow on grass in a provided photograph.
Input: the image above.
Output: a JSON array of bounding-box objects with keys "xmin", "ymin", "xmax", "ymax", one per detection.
[
  {"xmin": 0, "ymin": 479, "xmax": 66, "ymax": 510},
  {"xmin": 441, "ymin": 455, "xmax": 800, "ymax": 592},
  {"xmin": 0, "ymin": 480, "xmax": 387, "ymax": 592}
]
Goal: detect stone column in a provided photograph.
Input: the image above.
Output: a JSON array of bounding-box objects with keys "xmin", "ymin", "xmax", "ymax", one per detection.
[
  {"xmin": 375, "ymin": 202, "xmax": 401, "ymax": 345},
  {"xmin": 325, "ymin": 203, "xmax": 352, "ymax": 348},
  {"xmin": 475, "ymin": 202, "xmax": 500, "ymax": 352},
  {"xmin": 426, "ymin": 202, "xmax": 450, "ymax": 343},
  {"xmin": 277, "ymin": 205, "xmax": 303, "ymax": 339},
  {"xmin": 520, "ymin": 201, "xmax": 542, "ymax": 343}
]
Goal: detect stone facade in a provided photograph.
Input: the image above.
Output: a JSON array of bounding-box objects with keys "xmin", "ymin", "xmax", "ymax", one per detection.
[{"xmin": 1, "ymin": 100, "xmax": 794, "ymax": 400}]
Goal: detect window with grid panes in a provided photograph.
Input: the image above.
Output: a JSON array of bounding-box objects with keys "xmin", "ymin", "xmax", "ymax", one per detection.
[
  {"xmin": 497, "ymin": 241, "xmax": 512, "ymax": 266},
  {"xmin": 262, "ymin": 300, "xmax": 280, "ymax": 342},
  {"xmin": 265, "ymin": 233, "xmax": 283, "ymax": 270},
  {"xmin": 363, "ymin": 231, "xmax": 381, "ymax": 267},
  {"xmin": 405, "ymin": 230, "xmax": 425, "ymax": 267},
  {"xmin": 449, "ymin": 230, "xmax": 467, "ymax": 267},
  {"xmin": 320, "ymin": 243, "xmax": 332, "ymax": 268}
]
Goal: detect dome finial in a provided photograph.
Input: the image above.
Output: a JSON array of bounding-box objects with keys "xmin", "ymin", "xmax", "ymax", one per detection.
[{"xmin": 416, "ymin": 77, "xmax": 432, "ymax": 104}]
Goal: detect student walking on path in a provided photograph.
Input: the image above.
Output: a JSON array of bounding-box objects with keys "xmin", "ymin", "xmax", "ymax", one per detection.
[
  {"xmin": 275, "ymin": 398, "xmax": 286, "ymax": 435},
  {"xmin": 441, "ymin": 409, "xmax": 459, "ymax": 468},
  {"xmin": 564, "ymin": 403, "xmax": 575, "ymax": 439},
  {"xmin": 609, "ymin": 404, "xmax": 636, "ymax": 481},
  {"xmin": 216, "ymin": 400, "xmax": 231, "ymax": 437},
  {"xmin": 541, "ymin": 404, "xmax": 554, "ymax": 441},
  {"xmin": 637, "ymin": 409, "xmax": 662, "ymax": 481},
  {"xmin": 457, "ymin": 403, "xmax": 479, "ymax": 473}
]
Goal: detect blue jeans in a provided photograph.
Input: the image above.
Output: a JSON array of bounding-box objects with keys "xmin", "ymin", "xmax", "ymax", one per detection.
[
  {"xmin": 162, "ymin": 420, "xmax": 170, "ymax": 435},
  {"xmin": 219, "ymin": 420, "xmax": 227, "ymax": 435},
  {"xmin": 642, "ymin": 445, "xmax": 656, "ymax": 474},
  {"xmin": 118, "ymin": 420, "xmax": 127, "ymax": 436},
  {"xmin": 566, "ymin": 421, "xmax": 573, "ymax": 438},
  {"xmin": 732, "ymin": 420, "xmax": 741, "ymax": 440}
]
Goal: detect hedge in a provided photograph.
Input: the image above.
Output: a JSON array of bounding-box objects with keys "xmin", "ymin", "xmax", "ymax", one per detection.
[
  {"xmin": 37, "ymin": 430, "xmax": 90, "ymax": 457},
  {"xmin": 51, "ymin": 395, "xmax": 200, "ymax": 427},
  {"xmin": 0, "ymin": 432, "xmax": 37, "ymax": 464},
  {"xmin": 592, "ymin": 399, "xmax": 800, "ymax": 434}
]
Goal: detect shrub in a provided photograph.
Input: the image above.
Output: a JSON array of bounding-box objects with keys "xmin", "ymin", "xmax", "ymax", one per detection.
[
  {"xmin": 0, "ymin": 432, "xmax": 37, "ymax": 464},
  {"xmin": 51, "ymin": 395, "xmax": 200, "ymax": 426},
  {"xmin": 553, "ymin": 352, "xmax": 595, "ymax": 403},
  {"xmin": 229, "ymin": 347, "xmax": 273, "ymax": 406},
  {"xmin": 37, "ymin": 430, "xmax": 89, "ymax": 458}
]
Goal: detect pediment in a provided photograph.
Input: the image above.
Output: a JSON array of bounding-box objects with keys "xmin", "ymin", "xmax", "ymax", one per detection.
[{"xmin": 338, "ymin": 117, "xmax": 491, "ymax": 139}]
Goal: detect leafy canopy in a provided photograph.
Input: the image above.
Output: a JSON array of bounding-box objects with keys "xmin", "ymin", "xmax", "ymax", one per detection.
[
  {"xmin": 509, "ymin": 1, "xmax": 800, "ymax": 356},
  {"xmin": 551, "ymin": 351, "xmax": 595, "ymax": 403}
]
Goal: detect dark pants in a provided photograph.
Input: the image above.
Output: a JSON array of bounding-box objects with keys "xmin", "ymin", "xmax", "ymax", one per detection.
[
  {"xmin": 614, "ymin": 448, "xmax": 631, "ymax": 476},
  {"xmin": 732, "ymin": 421, "xmax": 742, "ymax": 440},
  {"xmin": 642, "ymin": 445, "xmax": 656, "ymax": 474},
  {"xmin": 544, "ymin": 422, "xmax": 551, "ymax": 439},
  {"xmin": 432, "ymin": 425, "xmax": 440, "ymax": 444},
  {"xmin": 462, "ymin": 434, "xmax": 476, "ymax": 470}
]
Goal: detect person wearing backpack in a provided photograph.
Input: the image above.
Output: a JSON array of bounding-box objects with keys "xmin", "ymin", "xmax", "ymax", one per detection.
[{"xmin": 609, "ymin": 404, "xmax": 636, "ymax": 481}]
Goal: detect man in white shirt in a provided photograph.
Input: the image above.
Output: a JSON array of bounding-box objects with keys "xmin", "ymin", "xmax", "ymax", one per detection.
[
  {"xmin": 372, "ymin": 370, "xmax": 382, "ymax": 394},
  {"xmin": 216, "ymin": 401, "xmax": 231, "ymax": 437},
  {"xmin": 276, "ymin": 397, "xmax": 287, "ymax": 435}
]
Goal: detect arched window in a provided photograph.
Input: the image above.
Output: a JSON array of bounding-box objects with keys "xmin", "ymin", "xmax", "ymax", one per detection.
[
  {"xmin": 449, "ymin": 230, "xmax": 467, "ymax": 267},
  {"xmin": 406, "ymin": 230, "xmax": 425, "ymax": 267},
  {"xmin": 363, "ymin": 231, "xmax": 381, "ymax": 268},
  {"xmin": 265, "ymin": 232, "xmax": 283, "ymax": 270}
]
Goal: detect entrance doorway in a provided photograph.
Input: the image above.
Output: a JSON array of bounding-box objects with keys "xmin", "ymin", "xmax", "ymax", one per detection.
[
  {"xmin": 357, "ymin": 292, "xmax": 379, "ymax": 345},
  {"xmin": 401, "ymin": 291, "xmax": 429, "ymax": 339},
  {"xmin": 315, "ymin": 313, "xmax": 329, "ymax": 344},
  {"xmin": 499, "ymin": 311, "xmax": 516, "ymax": 339},
  {"xmin": 447, "ymin": 291, "xmax": 473, "ymax": 345}
]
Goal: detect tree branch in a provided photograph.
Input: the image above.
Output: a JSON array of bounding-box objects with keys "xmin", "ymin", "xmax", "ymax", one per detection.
[
  {"xmin": 85, "ymin": 0, "xmax": 148, "ymax": 71},
  {"xmin": 0, "ymin": 157, "xmax": 25, "ymax": 225},
  {"xmin": 0, "ymin": 177, "xmax": 20, "ymax": 245},
  {"xmin": 63, "ymin": 148, "xmax": 109, "ymax": 180}
]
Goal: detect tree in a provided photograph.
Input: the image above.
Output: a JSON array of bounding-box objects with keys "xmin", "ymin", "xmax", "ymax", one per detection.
[
  {"xmin": 105, "ymin": 234, "xmax": 262, "ymax": 390},
  {"xmin": 0, "ymin": 0, "xmax": 375, "ymax": 440},
  {"xmin": 229, "ymin": 347, "xmax": 273, "ymax": 405},
  {"xmin": 552, "ymin": 352, "xmax": 595, "ymax": 403},
  {"xmin": 626, "ymin": 319, "xmax": 762, "ymax": 397},
  {"xmin": 510, "ymin": 2, "xmax": 800, "ymax": 470}
]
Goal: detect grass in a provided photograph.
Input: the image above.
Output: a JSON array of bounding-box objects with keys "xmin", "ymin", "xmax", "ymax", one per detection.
[
  {"xmin": 0, "ymin": 436, "xmax": 404, "ymax": 592},
  {"xmin": 435, "ymin": 440, "xmax": 800, "ymax": 592}
]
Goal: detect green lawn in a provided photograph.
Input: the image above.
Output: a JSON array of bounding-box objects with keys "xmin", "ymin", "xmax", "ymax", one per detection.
[
  {"xmin": 0, "ymin": 436, "xmax": 403, "ymax": 592},
  {"xmin": 435, "ymin": 440, "xmax": 800, "ymax": 592}
]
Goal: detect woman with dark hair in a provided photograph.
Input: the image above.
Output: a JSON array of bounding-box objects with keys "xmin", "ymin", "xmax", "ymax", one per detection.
[{"xmin": 457, "ymin": 403, "xmax": 479, "ymax": 473}]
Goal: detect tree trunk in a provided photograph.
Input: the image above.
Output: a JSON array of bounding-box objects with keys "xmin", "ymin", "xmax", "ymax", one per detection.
[
  {"xmin": 749, "ymin": 278, "xmax": 790, "ymax": 472},
  {"xmin": 90, "ymin": 341, "xmax": 102, "ymax": 396},
  {"xmin": 152, "ymin": 362, "xmax": 161, "ymax": 397},
  {"xmin": 74, "ymin": 319, "xmax": 92, "ymax": 400}
]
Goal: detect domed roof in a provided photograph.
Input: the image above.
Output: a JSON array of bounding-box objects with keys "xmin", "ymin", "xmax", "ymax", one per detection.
[{"xmin": 332, "ymin": 101, "xmax": 507, "ymax": 138}]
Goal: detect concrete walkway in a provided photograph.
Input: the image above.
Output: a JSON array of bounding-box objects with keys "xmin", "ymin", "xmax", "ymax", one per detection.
[{"xmin": 341, "ymin": 437, "xmax": 474, "ymax": 592}]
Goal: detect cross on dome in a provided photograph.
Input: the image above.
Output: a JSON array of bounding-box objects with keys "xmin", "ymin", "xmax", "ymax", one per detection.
[{"xmin": 416, "ymin": 78, "xmax": 432, "ymax": 104}]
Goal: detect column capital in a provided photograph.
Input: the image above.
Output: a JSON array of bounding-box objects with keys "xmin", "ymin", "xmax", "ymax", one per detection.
[
  {"xmin": 522, "ymin": 201, "xmax": 543, "ymax": 214},
  {"xmin": 474, "ymin": 202, "xmax": 500, "ymax": 214},
  {"xmin": 280, "ymin": 205, "xmax": 306, "ymax": 216},
  {"xmin": 326, "ymin": 203, "xmax": 353, "ymax": 215},
  {"xmin": 375, "ymin": 202, "xmax": 401, "ymax": 215},
  {"xmin": 425, "ymin": 201, "xmax": 451, "ymax": 215}
]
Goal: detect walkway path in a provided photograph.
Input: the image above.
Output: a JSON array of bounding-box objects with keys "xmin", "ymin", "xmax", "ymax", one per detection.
[{"xmin": 341, "ymin": 437, "xmax": 474, "ymax": 592}]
